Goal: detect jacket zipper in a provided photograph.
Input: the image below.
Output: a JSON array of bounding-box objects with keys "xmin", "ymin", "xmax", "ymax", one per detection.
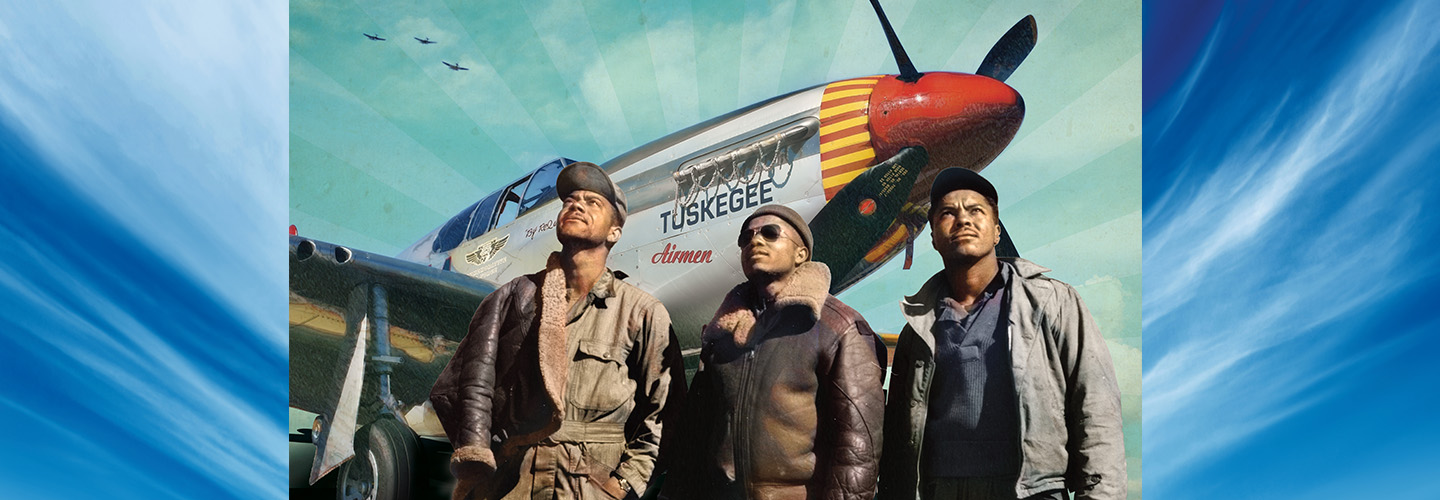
[
  {"xmin": 915, "ymin": 349, "xmax": 932, "ymax": 491},
  {"xmin": 735, "ymin": 346, "xmax": 757, "ymax": 493}
]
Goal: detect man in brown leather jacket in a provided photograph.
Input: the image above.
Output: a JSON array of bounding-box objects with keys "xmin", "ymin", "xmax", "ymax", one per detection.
[
  {"xmin": 430, "ymin": 162, "xmax": 685, "ymax": 500},
  {"xmin": 664, "ymin": 204, "xmax": 886, "ymax": 500}
]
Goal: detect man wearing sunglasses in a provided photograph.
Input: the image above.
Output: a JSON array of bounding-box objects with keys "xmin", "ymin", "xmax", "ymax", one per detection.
[
  {"xmin": 664, "ymin": 204, "xmax": 887, "ymax": 500},
  {"xmin": 431, "ymin": 162, "xmax": 685, "ymax": 500},
  {"xmin": 877, "ymin": 168, "xmax": 1125, "ymax": 500}
]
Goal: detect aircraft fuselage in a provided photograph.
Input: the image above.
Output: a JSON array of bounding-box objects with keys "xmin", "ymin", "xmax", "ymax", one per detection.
[{"xmin": 400, "ymin": 71, "xmax": 1023, "ymax": 354}]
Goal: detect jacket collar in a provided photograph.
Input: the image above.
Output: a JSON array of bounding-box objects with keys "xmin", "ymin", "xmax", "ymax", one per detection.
[
  {"xmin": 569, "ymin": 267, "xmax": 616, "ymax": 319},
  {"xmin": 533, "ymin": 252, "xmax": 622, "ymax": 424},
  {"xmin": 534, "ymin": 257, "xmax": 570, "ymax": 424},
  {"xmin": 900, "ymin": 257, "xmax": 1050, "ymax": 353},
  {"xmin": 521, "ymin": 254, "xmax": 625, "ymax": 449},
  {"xmin": 705, "ymin": 261, "xmax": 831, "ymax": 346},
  {"xmin": 543, "ymin": 252, "xmax": 617, "ymax": 317}
]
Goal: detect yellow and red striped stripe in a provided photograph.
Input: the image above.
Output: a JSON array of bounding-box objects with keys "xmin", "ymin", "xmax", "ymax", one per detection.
[{"xmin": 818, "ymin": 76, "xmax": 882, "ymax": 200}]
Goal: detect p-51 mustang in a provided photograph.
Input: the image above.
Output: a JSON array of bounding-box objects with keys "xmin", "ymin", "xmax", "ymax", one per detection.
[{"xmin": 291, "ymin": 2, "xmax": 1036, "ymax": 498}]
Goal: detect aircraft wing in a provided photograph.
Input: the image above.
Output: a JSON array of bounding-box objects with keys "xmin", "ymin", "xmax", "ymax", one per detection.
[
  {"xmin": 289, "ymin": 235, "xmax": 495, "ymax": 482},
  {"xmin": 290, "ymin": 234, "xmax": 494, "ymax": 414}
]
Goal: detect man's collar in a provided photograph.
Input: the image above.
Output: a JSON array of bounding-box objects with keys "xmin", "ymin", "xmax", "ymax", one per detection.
[
  {"xmin": 747, "ymin": 261, "xmax": 830, "ymax": 317},
  {"xmin": 1000, "ymin": 257, "xmax": 1050, "ymax": 278},
  {"xmin": 590, "ymin": 268, "xmax": 615, "ymax": 302},
  {"xmin": 905, "ymin": 259, "xmax": 1026, "ymax": 315},
  {"xmin": 546, "ymin": 251, "xmax": 617, "ymax": 297},
  {"xmin": 546, "ymin": 251, "xmax": 618, "ymax": 319},
  {"xmin": 703, "ymin": 261, "xmax": 832, "ymax": 346},
  {"xmin": 935, "ymin": 261, "xmax": 1011, "ymax": 314}
]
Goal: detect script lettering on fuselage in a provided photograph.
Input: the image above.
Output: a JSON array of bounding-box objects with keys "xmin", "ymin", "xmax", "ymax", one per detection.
[
  {"xmin": 524, "ymin": 219, "xmax": 557, "ymax": 239},
  {"xmin": 659, "ymin": 178, "xmax": 776, "ymax": 234},
  {"xmin": 650, "ymin": 243, "xmax": 714, "ymax": 264}
]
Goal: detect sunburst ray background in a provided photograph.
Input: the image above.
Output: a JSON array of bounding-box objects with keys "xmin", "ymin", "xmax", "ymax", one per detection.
[{"xmin": 290, "ymin": 0, "xmax": 1141, "ymax": 496}]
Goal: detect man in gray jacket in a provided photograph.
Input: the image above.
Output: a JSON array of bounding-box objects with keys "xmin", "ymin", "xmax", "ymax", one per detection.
[{"xmin": 877, "ymin": 168, "xmax": 1125, "ymax": 500}]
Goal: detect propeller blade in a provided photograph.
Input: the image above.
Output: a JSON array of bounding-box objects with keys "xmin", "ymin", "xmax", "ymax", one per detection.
[
  {"xmin": 976, "ymin": 15, "xmax": 1037, "ymax": 82},
  {"xmin": 996, "ymin": 219, "xmax": 1020, "ymax": 258},
  {"xmin": 867, "ymin": 0, "xmax": 922, "ymax": 82},
  {"xmin": 810, "ymin": 147, "xmax": 928, "ymax": 293}
]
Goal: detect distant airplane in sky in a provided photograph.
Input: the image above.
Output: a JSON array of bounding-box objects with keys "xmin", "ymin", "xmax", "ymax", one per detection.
[
  {"xmin": 363, "ymin": 33, "xmax": 385, "ymax": 41},
  {"xmin": 442, "ymin": 61, "xmax": 469, "ymax": 71},
  {"xmin": 414, "ymin": 37, "xmax": 435, "ymax": 44}
]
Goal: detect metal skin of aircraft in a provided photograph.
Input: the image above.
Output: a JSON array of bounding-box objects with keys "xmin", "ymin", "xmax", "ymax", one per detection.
[{"xmin": 290, "ymin": 3, "xmax": 1037, "ymax": 499}]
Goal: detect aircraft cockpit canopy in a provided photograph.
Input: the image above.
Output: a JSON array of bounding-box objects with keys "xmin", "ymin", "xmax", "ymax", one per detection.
[{"xmin": 432, "ymin": 158, "xmax": 576, "ymax": 253}]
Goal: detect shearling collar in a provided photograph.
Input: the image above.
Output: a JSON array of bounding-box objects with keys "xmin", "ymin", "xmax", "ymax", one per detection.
[
  {"xmin": 705, "ymin": 261, "xmax": 831, "ymax": 345},
  {"xmin": 535, "ymin": 258, "xmax": 570, "ymax": 428},
  {"xmin": 534, "ymin": 252, "xmax": 623, "ymax": 421}
]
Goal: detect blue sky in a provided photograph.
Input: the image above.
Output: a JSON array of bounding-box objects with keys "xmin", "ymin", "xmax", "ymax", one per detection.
[
  {"xmin": 0, "ymin": 1, "xmax": 286, "ymax": 499},
  {"xmin": 1144, "ymin": 0, "xmax": 1440, "ymax": 497},
  {"xmin": 1, "ymin": 0, "xmax": 1437, "ymax": 499}
]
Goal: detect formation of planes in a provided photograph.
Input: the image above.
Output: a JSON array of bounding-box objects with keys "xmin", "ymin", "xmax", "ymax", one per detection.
[
  {"xmin": 362, "ymin": 33, "xmax": 465, "ymax": 71},
  {"xmin": 298, "ymin": 1, "xmax": 1039, "ymax": 498}
]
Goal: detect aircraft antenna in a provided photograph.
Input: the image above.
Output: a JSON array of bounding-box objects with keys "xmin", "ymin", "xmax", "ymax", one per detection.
[{"xmin": 867, "ymin": 0, "xmax": 923, "ymax": 83}]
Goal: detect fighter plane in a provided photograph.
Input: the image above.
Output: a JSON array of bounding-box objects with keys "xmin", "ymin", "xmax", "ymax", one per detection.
[
  {"xmin": 292, "ymin": 1, "xmax": 1037, "ymax": 498},
  {"xmin": 414, "ymin": 36, "xmax": 435, "ymax": 44},
  {"xmin": 442, "ymin": 61, "xmax": 468, "ymax": 71},
  {"xmin": 364, "ymin": 33, "xmax": 385, "ymax": 41}
]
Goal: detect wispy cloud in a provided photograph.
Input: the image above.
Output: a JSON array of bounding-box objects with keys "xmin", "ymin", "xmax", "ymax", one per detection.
[
  {"xmin": 641, "ymin": 2, "xmax": 700, "ymax": 131},
  {"xmin": 1144, "ymin": 0, "xmax": 1440, "ymax": 489},
  {"xmin": 0, "ymin": 1, "xmax": 286, "ymax": 498},
  {"xmin": 525, "ymin": 0, "xmax": 636, "ymax": 157},
  {"xmin": 0, "ymin": 0, "xmax": 287, "ymax": 343}
]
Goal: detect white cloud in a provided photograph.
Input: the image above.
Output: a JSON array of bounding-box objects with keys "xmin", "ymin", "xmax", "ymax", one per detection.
[
  {"xmin": 1142, "ymin": 0, "xmax": 1440, "ymax": 486},
  {"xmin": 524, "ymin": 0, "xmax": 635, "ymax": 157},
  {"xmin": 642, "ymin": 5, "xmax": 700, "ymax": 131},
  {"xmin": 0, "ymin": 0, "xmax": 288, "ymax": 348},
  {"xmin": 349, "ymin": 0, "xmax": 562, "ymax": 170},
  {"xmin": 737, "ymin": 0, "xmax": 798, "ymax": 105}
]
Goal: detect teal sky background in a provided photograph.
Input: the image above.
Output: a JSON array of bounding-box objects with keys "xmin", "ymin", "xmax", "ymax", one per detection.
[{"xmin": 291, "ymin": 0, "xmax": 1139, "ymax": 495}]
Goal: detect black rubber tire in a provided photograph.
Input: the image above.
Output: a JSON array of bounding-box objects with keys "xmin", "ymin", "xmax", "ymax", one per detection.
[{"xmin": 336, "ymin": 418, "xmax": 419, "ymax": 500}]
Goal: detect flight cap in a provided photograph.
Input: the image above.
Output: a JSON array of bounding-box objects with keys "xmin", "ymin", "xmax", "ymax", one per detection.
[
  {"xmin": 557, "ymin": 161, "xmax": 628, "ymax": 227},
  {"xmin": 929, "ymin": 167, "xmax": 999, "ymax": 210},
  {"xmin": 742, "ymin": 204, "xmax": 814, "ymax": 256}
]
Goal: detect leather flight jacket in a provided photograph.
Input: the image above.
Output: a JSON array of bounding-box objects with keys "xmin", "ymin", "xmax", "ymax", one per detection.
[
  {"xmin": 431, "ymin": 262, "xmax": 683, "ymax": 500},
  {"xmin": 666, "ymin": 262, "xmax": 887, "ymax": 500}
]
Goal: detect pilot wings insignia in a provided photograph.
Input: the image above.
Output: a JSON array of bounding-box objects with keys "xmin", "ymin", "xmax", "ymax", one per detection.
[{"xmin": 465, "ymin": 235, "xmax": 509, "ymax": 265}]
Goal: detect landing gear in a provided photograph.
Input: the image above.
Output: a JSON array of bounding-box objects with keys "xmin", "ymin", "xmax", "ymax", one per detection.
[{"xmin": 336, "ymin": 418, "xmax": 418, "ymax": 500}]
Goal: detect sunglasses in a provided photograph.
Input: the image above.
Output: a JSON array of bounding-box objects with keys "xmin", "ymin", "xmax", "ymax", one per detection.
[{"xmin": 737, "ymin": 223, "xmax": 800, "ymax": 248}]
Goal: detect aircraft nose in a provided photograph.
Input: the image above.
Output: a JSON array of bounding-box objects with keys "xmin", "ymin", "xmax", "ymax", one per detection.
[{"xmin": 867, "ymin": 72, "xmax": 1024, "ymax": 197}]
